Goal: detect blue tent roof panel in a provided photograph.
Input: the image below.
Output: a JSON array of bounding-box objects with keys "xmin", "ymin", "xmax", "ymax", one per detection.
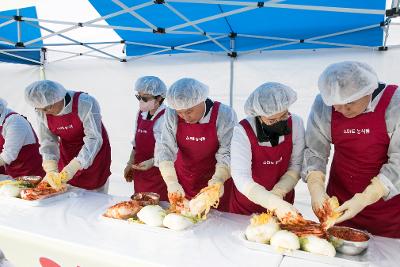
[
  {"xmin": 90, "ymin": 0, "xmax": 386, "ymax": 56},
  {"xmin": 0, "ymin": 6, "xmax": 42, "ymax": 65}
]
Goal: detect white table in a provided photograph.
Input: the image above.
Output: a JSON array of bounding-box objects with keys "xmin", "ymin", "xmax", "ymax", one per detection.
[{"xmin": 0, "ymin": 191, "xmax": 398, "ymax": 267}]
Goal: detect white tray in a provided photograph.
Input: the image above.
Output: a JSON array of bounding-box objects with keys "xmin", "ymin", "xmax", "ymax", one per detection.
[
  {"xmin": 237, "ymin": 232, "xmax": 369, "ymax": 267},
  {"xmin": 0, "ymin": 186, "xmax": 84, "ymax": 206},
  {"xmin": 100, "ymin": 201, "xmax": 213, "ymax": 235}
]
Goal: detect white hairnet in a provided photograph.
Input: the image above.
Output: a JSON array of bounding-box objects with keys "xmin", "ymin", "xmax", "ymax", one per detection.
[
  {"xmin": 0, "ymin": 98, "xmax": 7, "ymax": 115},
  {"xmin": 25, "ymin": 80, "xmax": 67, "ymax": 108},
  {"xmin": 244, "ymin": 82, "xmax": 297, "ymax": 117},
  {"xmin": 134, "ymin": 76, "xmax": 167, "ymax": 97},
  {"xmin": 318, "ymin": 61, "xmax": 379, "ymax": 106},
  {"xmin": 166, "ymin": 78, "xmax": 209, "ymax": 110}
]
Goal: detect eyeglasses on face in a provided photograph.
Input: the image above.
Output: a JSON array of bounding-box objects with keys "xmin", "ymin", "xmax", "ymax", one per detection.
[
  {"xmin": 135, "ymin": 94, "xmax": 157, "ymax": 103},
  {"xmin": 260, "ymin": 112, "xmax": 291, "ymax": 125},
  {"xmin": 35, "ymin": 104, "xmax": 54, "ymax": 112}
]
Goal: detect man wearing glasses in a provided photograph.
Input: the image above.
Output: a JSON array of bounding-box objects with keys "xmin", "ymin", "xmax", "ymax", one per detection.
[
  {"xmin": 0, "ymin": 98, "xmax": 44, "ymax": 178},
  {"xmin": 229, "ymin": 82, "xmax": 304, "ymax": 219},
  {"xmin": 24, "ymin": 80, "xmax": 111, "ymax": 192},
  {"xmin": 156, "ymin": 78, "xmax": 237, "ymax": 212},
  {"xmin": 303, "ymin": 61, "xmax": 400, "ymax": 238}
]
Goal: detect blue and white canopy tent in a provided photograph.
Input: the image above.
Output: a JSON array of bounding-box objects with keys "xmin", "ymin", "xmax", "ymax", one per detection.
[
  {"xmin": 0, "ymin": 6, "xmax": 43, "ymax": 65},
  {"xmin": 0, "ymin": 0, "xmax": 399, "ymax": 104}
]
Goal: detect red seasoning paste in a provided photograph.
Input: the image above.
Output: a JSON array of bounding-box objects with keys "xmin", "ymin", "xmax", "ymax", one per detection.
[{"xmin": 328, "ymin": 227, "xmax": 369, "ymax": 242}]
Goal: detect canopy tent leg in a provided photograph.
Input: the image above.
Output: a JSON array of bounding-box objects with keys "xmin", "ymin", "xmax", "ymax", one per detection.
[
  {"xmin": 229, "ymin": 36, "xmax": 236, "ymax": 108},
  {"xmin": 40, "ymin": 48, "xmax": 46, "ymax": 80}
]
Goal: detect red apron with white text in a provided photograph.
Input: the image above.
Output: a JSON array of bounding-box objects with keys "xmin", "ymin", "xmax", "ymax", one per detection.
[
  {"xmin": 229, "ymin": 118, "xmax": 295, "ymax": 215},
  {"xmin": 133, "ymin": 109, "xmax": 168, "ymax": 201},
  {"xmin": 0, "ymin": 112, "xmax": 45, "ymax": 178},
  {"xmin": 46, "ymin": 92, "xmax": 111, "ymax": 190},
  {"xmin": 327, "ymin": 85, "xmax": 400, "ymax": 238},
  {"xmin": 175, "ymin": 101, "xmax": 233, "ymax": 212}
]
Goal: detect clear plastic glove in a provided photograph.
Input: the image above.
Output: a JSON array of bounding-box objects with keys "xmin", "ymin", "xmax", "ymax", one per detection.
[
  {"xmin": 271, "ymin": 170, "xmax": 300, "ymax": 199},
  {"xmin": 245, "ymin": 182, "xmax": 300, "ymax": 222},
  {"xmin": 159, "ymin": 161, "xmax": 185, "ymax": 197},
  {"xmin": 208, "ymin": 164, "xmax": 231, "ymax": 197},
  {"xmin": 59, "ymin": 158, "xmax": 82, "ymax": 184},
  {"xmin": 335, "ymin": 177, "xmax": 388, "ymax": 224},
  {"xmin": 132, "ymin": 158, "xmax": 154, "ymax": 171},
  {"xmin": 307, "ymin": 171, "xmax": 329, "ymax": 213}
]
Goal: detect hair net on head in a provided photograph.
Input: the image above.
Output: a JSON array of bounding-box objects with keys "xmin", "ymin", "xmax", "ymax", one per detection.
[
  {"xmin": 244, "ymin": 82, "xmax": 297, "ymax": 117},
  {"xmin": 0, "ymin": 98, "xmax": 7, "ymax": 115},
  {"xmin": 25, "ymin": 80, "xmax": 67, "ymax": 108},
  {"xmin": 318, "ymin": 61, "xmax": 379, "ymax": 106},
  {"xmin": 134, "ymin": 76, "xmax": 167, "ymax": 97},
  {"xmin": 166, "ymin": 78, "xmax": 209, "ymax": 110}
]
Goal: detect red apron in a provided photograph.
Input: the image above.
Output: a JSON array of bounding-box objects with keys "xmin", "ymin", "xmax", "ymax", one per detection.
[
  {"xmin": 327, "ymin": 85, "xmax": 400, "ymax": 238},
  {"xmin": 229, "ymin": 118, "xmax": 295, "ymax": 215},
  {"xmin": 0, "ymin": 112, "xmax": 44, "ymax": 178},
  {"xmin": 46, "ymin": 92, "xmax": 111, "ymax": 190},
  {"xmin": 175, "ymin": 101, "xmax": 233, "ymax": 212},
  {"xmin": 133, "ymin": 109, "xmax": 168, "ymax": 201}
]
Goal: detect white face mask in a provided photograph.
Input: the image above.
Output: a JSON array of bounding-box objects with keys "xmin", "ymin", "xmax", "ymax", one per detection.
[{"xmin": 139, "ymin": 99, "xmax": 157, "ymax": 112}]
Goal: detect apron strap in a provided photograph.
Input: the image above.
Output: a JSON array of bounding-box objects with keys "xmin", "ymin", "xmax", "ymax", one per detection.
[
  {"xmin": 72, "ymin": 92, "xmax": 84, "ymax": 114},
  {"xmin": 374, "ymin": 85, "xmax": 398, "ymax": 113},
  {"xmin": 209, "ymin": 101, "xmax": 220, "ymax": 125},
  {"xmin": 239, "ymin": 119, "xmax": 258, "ymax": 147},
  {"xmin": 152, "ymin": 108, "xmax": 166, "ymax": 121},
  {"xmin": 1, "ymin": 112, "xmax": 18, "ymax": 135},
  {"xmin": 1, "ymin": 112, "xmax": 40, "ymax": 144}
]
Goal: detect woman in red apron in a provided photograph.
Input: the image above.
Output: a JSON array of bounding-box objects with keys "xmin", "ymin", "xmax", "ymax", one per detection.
[
  {"xmin": 25, "ymin": 80, "xmax": 111, "ymax": 191},
  {"xmin": 157, "ymin": 78, "xmax": 237, "ymax": 212},
  {"xmin": 305, "ymin": 61, "xmax": 400, "ymax": 238},
  {"xmin": 0, "ymin": 99, "xmax": 44, "ymax": 178},
  {"xmin": 124, "ymin": 76, "xmax": 168, "ymax": 200},
  {"xmin": 229, "ymin": 83, "xmax": 303, "ymax": 220}
]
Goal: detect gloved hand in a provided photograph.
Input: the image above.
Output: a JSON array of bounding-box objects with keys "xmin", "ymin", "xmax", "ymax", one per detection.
[
  {"xmin": 159, "ymin": 161, "xmax": 185, "ymax": 197},
  {"xmin": 42, "ymin": 159, "xmax": 59, "ymax": 173},
  {"xmin": 44, "ymin": 172, "xmax": 62, "ymax": 189},
  {"xmin": 271, "ymin": 170, "xmax": 300, "ymax": 199},
  {"xmin": 42, "ymin": 160, "xmax": 60, "ymax": 189},
  {"xmin": 307, "ymin": 171, "xmax": 329, "ymax": 214},
  {"xmin": 208, "ymin": 164, "xmax": 231, "ymax": 197},
  {"xmin": 132, "ymin": 158, "xmax": 154, "ymax": 171},
  {"xmin": 245, "ymin": 182, "xmax": 300, "ymax": 222},
  {"xmin": 335, "ymin": 177, "xmax": 388, "ymax": 224},
  {"xmin": 59, "ymin": 158, "xmax": 82, "ymax": 184},
  {"xmin": 124, "ymin": 149, "xmax": 136, "ymax": 182}
]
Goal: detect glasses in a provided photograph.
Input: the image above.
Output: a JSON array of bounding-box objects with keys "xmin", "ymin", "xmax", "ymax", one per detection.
[
  {"xmin": 135, "ymin": 94, "xmax": 157, "ymax": 103},
  {"xmin": 35, "ymin": 104, "xmax": 54, "ymax": 112},
  {"xmin": 260, "ymin": 112, "xmax": 291, "ymax": 125}
]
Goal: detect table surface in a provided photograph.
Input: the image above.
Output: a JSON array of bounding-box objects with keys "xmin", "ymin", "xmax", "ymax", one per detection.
[{"xmin": 0, "ymin": 191, "xmax": 399, "ymax": 267}]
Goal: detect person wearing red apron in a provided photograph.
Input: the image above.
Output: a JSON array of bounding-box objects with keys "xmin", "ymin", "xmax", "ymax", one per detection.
[
  {"xmin": 229, "ymin": 83, "xmax": 304, "ymax": 220},
  {"xmin": 304, "ymin": 61, "xmax": 400, "ymax": 238},
  {"xmin": 25, "ymin": 80, "xmax": 111, "ymax": 191},
  {"xmin": 156, "ymin": 78, "xmax": 237, "ymax": 212},
  {"xmin": 0, "ymin": 99, "xmax": 44, "ymax": 178},
  {"xmin": 124, "ymin": 76, "xmax": 168, "ymax": 200}
]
